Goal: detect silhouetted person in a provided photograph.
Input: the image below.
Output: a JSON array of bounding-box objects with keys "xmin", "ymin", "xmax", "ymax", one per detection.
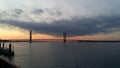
[
  {"xmin": 30, "ymin": 30, "xmax": 32, "ymax": 43},
  {"xmin": 3, "ymin": 43, "xmax": 5, "ymax": 48},
  {"xmin": 63, "ymin": 32, "xmax": 67, "ymax": 43},
  {"xmin": 9, "ymin": 43, "xmax": 12, "ymax": 52},
  {"xmin": 0, "ymin": 42, "xmax": 1, "ymax": 48}
]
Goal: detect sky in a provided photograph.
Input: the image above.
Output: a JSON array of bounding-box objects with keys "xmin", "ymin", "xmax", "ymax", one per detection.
[{"xmin": 0, "ymin": 0, "xmax": 120, "ymax": 40}]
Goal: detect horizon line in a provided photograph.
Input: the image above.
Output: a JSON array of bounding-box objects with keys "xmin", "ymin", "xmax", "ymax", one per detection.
[{"xmin": 0, "ymin": 39, "xmax": 120, "ymax": 42}]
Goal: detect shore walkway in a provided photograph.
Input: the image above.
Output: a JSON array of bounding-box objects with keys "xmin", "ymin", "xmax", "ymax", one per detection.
[{"xmin": 0, "ymin": 57, "xmax": 18, "ymax": 68}]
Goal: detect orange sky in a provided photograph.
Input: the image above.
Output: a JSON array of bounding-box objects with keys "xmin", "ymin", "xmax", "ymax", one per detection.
[
  {"xmin": 0, "ymin": 29, "xmax": 119, "ymax": 40},
  {"xmin": 0, "ymin": 26, "xmax": 120, "ymax": 40}
]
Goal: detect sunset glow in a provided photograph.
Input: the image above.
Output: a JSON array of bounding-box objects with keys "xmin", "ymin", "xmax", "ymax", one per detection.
[{"xmin": 0, "ymin": 0, "xmax": 120, "ymax": 41}]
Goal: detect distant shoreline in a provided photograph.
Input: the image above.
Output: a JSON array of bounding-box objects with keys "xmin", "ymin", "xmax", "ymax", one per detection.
[
  {"xmin": 0, "ymin": 39, "xmax": 120, "ymax": 42},
  {"xmin": 78, "ymin": 40, "xmax": 120, "ymax": 42}
]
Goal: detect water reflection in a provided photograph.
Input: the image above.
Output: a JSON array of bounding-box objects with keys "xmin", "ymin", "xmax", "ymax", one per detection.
[{"xmin": 2, "ymin": 42, "xmax": 120, "ymax": 68}]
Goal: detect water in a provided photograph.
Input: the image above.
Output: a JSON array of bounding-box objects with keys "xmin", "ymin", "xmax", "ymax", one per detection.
[{"xmin": 2, "ymin": 42, "xmax": 120, "ymax": 68}]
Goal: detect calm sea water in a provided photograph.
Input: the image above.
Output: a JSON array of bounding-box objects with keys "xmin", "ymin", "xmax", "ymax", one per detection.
[{"xmin": 1, "ymin": 42, "xmax": 120, "ymax": 68}]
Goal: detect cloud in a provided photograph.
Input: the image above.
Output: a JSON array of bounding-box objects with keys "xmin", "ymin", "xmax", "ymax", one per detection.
[
  {"xmin": 0, "ymin": 0, "xmax": 120, "ymax": 40},
  {"xmin": 1, "ymin": 0, "xmax": 120, "ymax": 17},
  {"xmin": 0, "ymin": 8, "xmax": 76, "ymax": 23},
  {"xmin": 14, "ymin": 9, "xmax": 23, "ymax": 15},
  {"xmin": 0, "ymin": 15, "xmax": 120, "ymax": 37},
  {"xmin": 32, "ymin": 9, "xmax": 44, "ymax": 15}
]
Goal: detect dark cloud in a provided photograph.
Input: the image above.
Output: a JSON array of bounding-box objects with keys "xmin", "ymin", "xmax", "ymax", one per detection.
[
  {"xmin": 0, "ymin": 9, "xmax": 23, "ymax": 18},
  {"xmin": 49, "ymin": 10, "xmax": 62, "ymax": 16},
  {"xmin": 14, "ymin": 9, "xmax": 23, "ymax": 15},
  {"xmin": 32, "ymin": 9, "xmax": 44, "ymax": 15},
  {"xmin": 10, "ymin": 9, "xmax": 23, "ymax": 17},
  {"xmin": 0, "ymin": 15, "xmax": 120, "ymax": 37},
  {"xmin": 32, "ymin": 9, "xmax": 63, "ymax": 16}
]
